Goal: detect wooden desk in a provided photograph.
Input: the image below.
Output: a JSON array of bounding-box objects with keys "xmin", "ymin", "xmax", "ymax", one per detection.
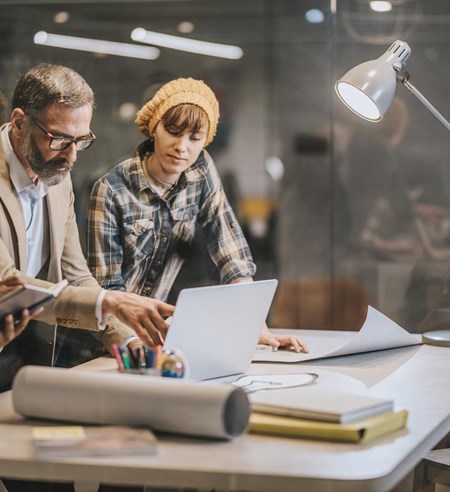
[{"xmin": 0, "ymin": 330, "xmax": 449, "ymax": 492}]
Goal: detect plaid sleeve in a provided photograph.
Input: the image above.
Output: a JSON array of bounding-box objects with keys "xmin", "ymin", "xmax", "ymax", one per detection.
[
  {"xmin": 87, "ymin": 178, "xmax": 126, "ymax": 290},
  {"xmin": 199, "ymin": 153, "xmax": 256, "ymax": 284}
]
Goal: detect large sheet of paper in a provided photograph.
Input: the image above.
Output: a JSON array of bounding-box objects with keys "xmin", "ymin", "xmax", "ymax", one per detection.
[
  {"xmin": 253, "ymin": 306, "xmax": 421, "ymax": 363},
  {"xmin": 12, "ymin": 366, "xmax": 249, "ymax": 440}
]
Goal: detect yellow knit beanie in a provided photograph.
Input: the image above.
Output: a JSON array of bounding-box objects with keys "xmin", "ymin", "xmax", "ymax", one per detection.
[{"xmin": 135, "ymin": 77, "xmax": 219, "ymax": 147}]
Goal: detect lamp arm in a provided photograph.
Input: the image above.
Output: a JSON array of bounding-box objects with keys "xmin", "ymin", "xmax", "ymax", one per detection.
[{"xmin": 395, "ymin": 68, "xmax": 450, "ymax": 132}]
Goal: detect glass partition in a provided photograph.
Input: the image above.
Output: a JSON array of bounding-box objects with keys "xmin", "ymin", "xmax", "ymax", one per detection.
[{"xmin": 0, "ymin": 0, "xmax": 449, "ymax": 374}]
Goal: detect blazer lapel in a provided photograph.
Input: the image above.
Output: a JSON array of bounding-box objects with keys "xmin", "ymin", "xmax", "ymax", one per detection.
[
  {"xmin": 45, "ymin": 184, "xmax": 64, "ymax": 282},
  {"xmin": 0, "ymin": 132, "xmax": 28, "ymax": 270}
]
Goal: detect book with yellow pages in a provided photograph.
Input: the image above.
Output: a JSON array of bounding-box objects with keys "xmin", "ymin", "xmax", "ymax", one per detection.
[{"xmin": 249, "ymin": 409, "xmax": 408, "ymax": 443}]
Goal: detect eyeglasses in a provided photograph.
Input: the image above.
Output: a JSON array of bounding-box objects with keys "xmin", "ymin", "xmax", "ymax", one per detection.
[{"xmin": 30, "ymin": 116, "xmax": 96, "ymax": 151}]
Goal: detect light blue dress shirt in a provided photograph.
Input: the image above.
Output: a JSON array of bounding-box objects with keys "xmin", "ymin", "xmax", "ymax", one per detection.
[{"xmin": 1, "ymin": 125, "xmax": 49, "ymax": 277}]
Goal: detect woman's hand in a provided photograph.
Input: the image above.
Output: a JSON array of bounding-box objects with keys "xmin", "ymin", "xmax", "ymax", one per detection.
[{"xmin": 258, "ymin": 325, "xmax": 309, "ymax": 353}]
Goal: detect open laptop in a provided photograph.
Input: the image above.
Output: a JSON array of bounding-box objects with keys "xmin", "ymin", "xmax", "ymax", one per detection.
[{"xmin": 163, "ymin": 279, "xmax": 278, "ymax": 380}]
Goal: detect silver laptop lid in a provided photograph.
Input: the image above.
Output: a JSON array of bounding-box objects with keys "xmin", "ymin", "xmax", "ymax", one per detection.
[{"xmin": 163, "ymin": 279, "xmax": 278, "ymax": 380}]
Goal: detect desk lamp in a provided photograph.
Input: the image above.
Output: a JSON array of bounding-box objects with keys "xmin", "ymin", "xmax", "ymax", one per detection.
[
  {"xmin": 335, "ymin": 40, "xmax": 450, "ymax": 132},
  {"xmin": 335, "ymin": 40, "xmax": 450, "ymax": 347}
]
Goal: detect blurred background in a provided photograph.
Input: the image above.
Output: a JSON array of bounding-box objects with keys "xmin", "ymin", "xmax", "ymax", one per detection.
[{"xmin": 1, "ymin": 0, "xmax": 449, "ymax": 334}]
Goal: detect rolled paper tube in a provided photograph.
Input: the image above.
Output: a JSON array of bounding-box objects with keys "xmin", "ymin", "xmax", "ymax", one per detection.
[{"xmin": 12, "ymin": 365, "xmax": 250, "ymax": 440}]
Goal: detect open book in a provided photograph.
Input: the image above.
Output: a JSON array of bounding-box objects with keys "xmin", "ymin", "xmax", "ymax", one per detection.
[{"xmin": 0, "ymin": 279, "xmax": 68, "ymax": 321}]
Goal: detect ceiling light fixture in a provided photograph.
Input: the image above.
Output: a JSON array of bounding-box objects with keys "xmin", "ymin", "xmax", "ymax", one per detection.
[
  {"xmin": 369, "ymin": 1, "xmax": 393, "ymax": 13},
  {"xmin": 177, "ymin": 21, "xmax": 195, "ymax": 34},
  {"xmin": 305, "ymin": 9, "xmax": 325, "ymax": 24},
  {"xmin": 53, "ymin": 11, "xmax": 70, "ymax": 24},
  {"xmin": 131, "ymin": 28, "xmax": 243, "ymax": 60},
  {"xmin": 34, "ymin": 32, "xmax": 160, "ymax": 60}
]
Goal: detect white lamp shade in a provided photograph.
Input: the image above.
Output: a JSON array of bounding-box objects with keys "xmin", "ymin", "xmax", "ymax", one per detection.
[{"xmin": 335, "ymin": 40, "xmax": 411, "ymax": 121}]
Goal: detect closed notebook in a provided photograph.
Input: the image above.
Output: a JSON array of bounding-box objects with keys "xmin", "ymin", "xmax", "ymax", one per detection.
[
  {"xmin": 250, "ymin": 388, "xmax": 393, "ymax": 424},
  {"xmin": 0, "ymin": 279, "xmax": 68, "ymax": 321},
  {"xmin": 249, "ymin": 410, "xmax": 409, "ymax": 443},
  {"xmin": 32, "ymin": 425, "xmax": 157, "ymax": 459}
]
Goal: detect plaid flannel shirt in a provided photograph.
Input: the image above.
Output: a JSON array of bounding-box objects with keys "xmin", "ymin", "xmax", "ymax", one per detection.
[{"xmin": 87, "ymin": 140, "xmax": 256, "ymax": 302}]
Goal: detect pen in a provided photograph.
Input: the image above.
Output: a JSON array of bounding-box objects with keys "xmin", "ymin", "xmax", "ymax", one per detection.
[
  {"xmin": 154, "ymin": 345, "xmax": 162, "ymax": 368},
  {"xmin": 143, "ymin": 346, "xmax": 152, "ymax": 368},
  {"xmin": 137, "ymin": 347, "xmax": 147, "ymax": 370},
  {"xmin": 147, "ymin": 347, "xmax": 156, "ymax": 368},
  {"xmin": 119, "ymin": 346, "xmax": 132, "ymax": 371},
  {"xmin": 112, "ymin": 344, "xmax": 125, "ymax": 373},
  {"xmin": 131, "ymin": 347, "xmax": 139, "ymax": 369}
]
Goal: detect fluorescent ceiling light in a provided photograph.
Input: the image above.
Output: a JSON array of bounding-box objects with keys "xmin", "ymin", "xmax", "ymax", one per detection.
[
  {"xmin": 131, "ymin": 28, "xmax": 243, "ymax": 60},
  {"xmin": 34, "ymin": 31, "xmax": 160, "ymax": 60}
]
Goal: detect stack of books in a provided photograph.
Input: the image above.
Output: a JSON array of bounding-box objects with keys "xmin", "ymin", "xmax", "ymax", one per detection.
[{"xmin": 248, "ymin": 388, "xmax": 408, "ymax": 443}]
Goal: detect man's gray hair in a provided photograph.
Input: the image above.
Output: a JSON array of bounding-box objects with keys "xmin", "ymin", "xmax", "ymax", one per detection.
[{"xmin": 12, "ymin": 63, "xmax": 94, "ymax": 116}]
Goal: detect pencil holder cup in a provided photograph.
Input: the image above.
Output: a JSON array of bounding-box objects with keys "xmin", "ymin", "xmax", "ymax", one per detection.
[
  {"xmin": 119, "ymin": 368, "xmax": 161, "ymax": 377},
  {"xmin": 158, "ymin": 348, "xmax": 188, "ymax": 378}
]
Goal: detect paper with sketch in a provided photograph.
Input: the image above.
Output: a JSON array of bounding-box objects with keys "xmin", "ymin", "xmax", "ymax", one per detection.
[
  {"xmin": 12, "ymin": 366, "xmax": 249, "ymax": 440},
  {"xmin": 253, "ymin": 305, "xmax": 421, "ymax": 363},
  {"xmin": 232, "ymin": 373, "xmax": 318, "ymax": 393}
]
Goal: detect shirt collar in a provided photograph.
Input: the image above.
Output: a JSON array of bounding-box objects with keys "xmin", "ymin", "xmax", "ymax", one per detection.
[
  {"xmin": 1, "ymin": 124, "xmax": 48, "ymax": 199},
  {"xmin": 133, "ymin": 139, "xmax": 205, "ymax": 194}
]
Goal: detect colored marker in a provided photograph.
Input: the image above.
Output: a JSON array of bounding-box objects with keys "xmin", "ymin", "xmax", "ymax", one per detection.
[
  {"xmin": 112, "ymin": 344, "xmax": 125, "ymax": 373},
  {"xmin": 154, "ymin": 345, "xmax": 162, "ymax": 368},
  {"xmin": 119, "ymin": 347, "xmax": 132, "ymax": 370},
  {"xmin": 147, "ymin": 347, "xmax": 156, "ymax": 368},
  {"xmin": 137, "ymin": 347, "xmax": 147, "ymax": 370}
]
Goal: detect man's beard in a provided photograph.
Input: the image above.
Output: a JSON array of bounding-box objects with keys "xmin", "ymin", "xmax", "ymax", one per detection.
[{"xmin": 20, "ymin": 131, "xmax": 72, "ymax": 187}]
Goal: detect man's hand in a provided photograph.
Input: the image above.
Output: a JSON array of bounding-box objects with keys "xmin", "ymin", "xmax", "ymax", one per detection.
[
  {"xmin": 258, "ymin": 325, "xmax": 309, "ymax": 353},
  {"xmin": 127, "ymin": 337, "xmax": 145, "ymax": 354},
  {"xmin": 1, "ymin": 310, "xmax": 35, "ymax": 349},
  {"xmin": 102, "ymin": 291, "xmax": 174, "ymax": 347},
  {"xmin": 0, "ymin": 274, "xmax": 25, "ymax": 296},
  {"xmin": 1, "ymin": 274, "xmax": 44, "ymax": 349}
]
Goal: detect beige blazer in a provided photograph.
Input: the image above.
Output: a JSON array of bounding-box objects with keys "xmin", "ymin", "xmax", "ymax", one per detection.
[{"xmin": 0, "ymin": 125, "xmax": 135, "ymax": 350}]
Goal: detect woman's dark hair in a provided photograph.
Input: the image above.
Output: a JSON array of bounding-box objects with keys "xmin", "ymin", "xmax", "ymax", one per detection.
[{"xmin": 162, "ymin": 104, "xmax": 209, "ymax": 136}]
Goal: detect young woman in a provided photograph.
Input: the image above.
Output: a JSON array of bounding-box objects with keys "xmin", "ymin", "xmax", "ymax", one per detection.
[{"xmin": 88, "ymin": 77, "xmax": 307, "ymax": 352}]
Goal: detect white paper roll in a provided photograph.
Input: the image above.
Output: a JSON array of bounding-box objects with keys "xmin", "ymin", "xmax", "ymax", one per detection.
[{"xmin": 12, "ymin": 366, "xmax": 250, "ymax": 440}]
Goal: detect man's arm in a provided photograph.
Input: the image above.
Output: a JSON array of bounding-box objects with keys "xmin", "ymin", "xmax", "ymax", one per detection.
[{"xmin": 0, "ymin": 229, "xmax": 173, "ymax": 346}]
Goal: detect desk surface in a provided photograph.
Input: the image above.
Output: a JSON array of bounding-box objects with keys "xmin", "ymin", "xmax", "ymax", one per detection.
[{"xmin": 0, "ymin": 330, "xmax": 449, "ymax": 492}]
